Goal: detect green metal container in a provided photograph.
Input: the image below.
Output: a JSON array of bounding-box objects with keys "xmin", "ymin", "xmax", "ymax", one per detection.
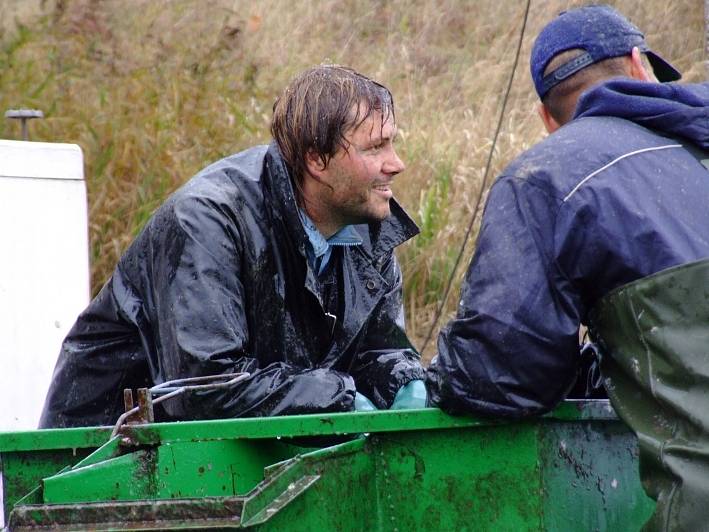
[{"xmin": 0, "ymin": 402, "xmax": 653, "ymax": 531}]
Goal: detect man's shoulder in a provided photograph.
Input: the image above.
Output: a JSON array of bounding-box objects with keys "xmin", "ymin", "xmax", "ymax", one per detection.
[
  {"xmin": 195, "ymin": 145, "xmax": 269, "ymax": 183},
  {"xmin": 500, "ymin": 116, "xmax": 675, "ymax": 194},
  {"xmin": 118, "ymin": 146, "xmax": 275, "ymax": 279},
  {"xmin": 168, "ymin": 145, "xmax": 269, "ymax": 205}
]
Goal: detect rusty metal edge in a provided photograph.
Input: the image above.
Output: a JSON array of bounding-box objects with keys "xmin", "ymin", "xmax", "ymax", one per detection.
[{"xmin": 8, "ymin": 495, "xmax": 244, "ymax": 530}]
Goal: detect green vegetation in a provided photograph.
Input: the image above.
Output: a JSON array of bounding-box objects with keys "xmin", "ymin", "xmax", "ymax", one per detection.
[{"xmin": 1, "ymin": 0, "xmax": 704, "ymax": 360}]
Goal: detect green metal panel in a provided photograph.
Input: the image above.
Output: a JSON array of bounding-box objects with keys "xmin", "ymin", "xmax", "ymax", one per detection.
[
  {"xmin": 42, "ymin": 439, "xmax": 308, "ymax": 503},
  {"xmin": 540, "ymin": 421, "xmax": 654, "ymax": 530},
  {"xmin": 370, "ymin": 425, "xmax": 542, "ymax": 531},
  {"xmin": 0, "ymin": 448, "xmax": 95, "ymax": 521},
  {"xmin": 249, "ymin": 421, "xmax": 650, "ymax": 531},
  {"xmin": 118, "ymin": 408, "xmax": 486, "ymax": 445},
  {"xmin": 159, "ymin": 439, "xmax": 303, "ymax": 497},
  {"xmin": 243, "ymin": 438, "xmax": 377, "ymax": 531},
  {"xmin": 1, "ymin": 403, "xmax": 655, "ymax": 530},
  {"xmin": 0, "ymin": 426, "xmax": 112, "ymax": 452},
  {"xmin": 0, "ymin": 410, "xmax": 480, "ymax": 453},
  {"xmin": 0, "ymin": 425, "xmax": 113, "ymax": 520}
]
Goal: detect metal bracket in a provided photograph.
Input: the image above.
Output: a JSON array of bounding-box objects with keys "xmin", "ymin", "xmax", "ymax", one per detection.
[{"xmin": 112, "ymin": 372, "xmax": 250, "ymax": 440}]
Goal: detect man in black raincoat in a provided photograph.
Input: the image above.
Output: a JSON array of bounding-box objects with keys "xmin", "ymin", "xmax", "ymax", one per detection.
[
  {"xmin": 426, "ymin": 6, "xmax": 709, "ymax": 530},
  {"xmin": 40, "ymin": 65, "xmax": 426, "ymax": 429}
]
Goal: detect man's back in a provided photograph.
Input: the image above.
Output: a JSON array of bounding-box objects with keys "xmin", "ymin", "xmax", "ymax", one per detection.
[
  {"xmin": 429, "ymin": 79, "xmax": 709, "ymax": 417},
  {"xmin": 507, "ymin": 82, "xmax": 709, "ymax": 308},
  {"xmin": 428, "ymin": 6, "xmax": 709, "ymax": 530}
]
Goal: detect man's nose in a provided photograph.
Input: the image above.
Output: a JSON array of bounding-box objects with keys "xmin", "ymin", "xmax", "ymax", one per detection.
[{"xmin": 383, "ymin": 147, "xmax": 405, "ymax": 175}]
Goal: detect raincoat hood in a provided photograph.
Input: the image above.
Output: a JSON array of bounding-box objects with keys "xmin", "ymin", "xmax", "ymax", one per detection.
[{"xmin": 575, "ymin": 80, "xmax": 709, "ymax": 150}]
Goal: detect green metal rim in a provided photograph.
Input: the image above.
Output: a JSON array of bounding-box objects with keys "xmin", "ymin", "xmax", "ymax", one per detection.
[{"xmin": 0, "ymin": 401, "xmax": 617, "ymax": 452}]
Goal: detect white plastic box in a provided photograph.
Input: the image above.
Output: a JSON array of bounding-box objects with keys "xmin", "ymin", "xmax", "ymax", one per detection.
[{"xmin": 0, "ymin": 139, "xmax": 90, "ymax": 431}]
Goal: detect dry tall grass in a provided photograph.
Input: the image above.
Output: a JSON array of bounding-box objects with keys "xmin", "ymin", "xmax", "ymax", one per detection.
[{"xmin": 0, "ymin": 0, "xmax": 705, "ymax": 361}]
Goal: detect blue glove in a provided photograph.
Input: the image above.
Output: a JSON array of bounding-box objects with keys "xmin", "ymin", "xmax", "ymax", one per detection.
[
  {"xmin": 390, "ymin": 379, "xmax": 428, "ymax": 410},
  {"xmin": 354, "ymin": 392, "xmax": 377, "ymax": 411}
]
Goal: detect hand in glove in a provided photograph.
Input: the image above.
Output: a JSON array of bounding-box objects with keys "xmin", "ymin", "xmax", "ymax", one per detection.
[
  {"xmin": 354, "ymin": 391, "xmax": 377, "ymax": 411},
  {"xmin": 390, "ymin": 379, "xmax": 428, "ymax": 409}
]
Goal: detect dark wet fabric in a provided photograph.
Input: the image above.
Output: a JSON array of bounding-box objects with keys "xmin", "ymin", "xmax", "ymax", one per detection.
[
  {"xmin": 589, "ymin": 259, "xmax": 709, "ymax": 532},
  {"xmin": 566, "ymin": 342, "xmax": 606, "ymax": 399},
  {"xmin": 40, "ymin": 143, "xmax": 422, "ymax": 428},
  {"xmin": 427, "ymin": 80, "xmax": 709, "ymax": 417},
  {"xmin": 576, "ymin": 79, "xmax": 709, "ymax": 149}
]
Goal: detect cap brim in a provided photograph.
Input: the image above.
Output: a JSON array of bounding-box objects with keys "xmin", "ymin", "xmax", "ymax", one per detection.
[{"xmin": 645, "ymin": 50, "xmax": 682, "ymax": 82}]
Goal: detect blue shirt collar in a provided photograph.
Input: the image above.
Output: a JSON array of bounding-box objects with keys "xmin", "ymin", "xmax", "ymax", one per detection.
[
  {"xmin": 328, "ymin": 224, "xmax": 364, "ymax": 247},
  {"xmin": 298, "ymin": 209, "xmax": 362, "ymax": 274},
  {"xmin": 299, "ymin": 209, "xmax": 329, "ymax": 258}
]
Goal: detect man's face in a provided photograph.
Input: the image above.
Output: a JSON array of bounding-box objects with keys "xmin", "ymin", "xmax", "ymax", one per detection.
[{"xmin": 317, "ymin": 110, "xmax": 405, "ymax": 228}]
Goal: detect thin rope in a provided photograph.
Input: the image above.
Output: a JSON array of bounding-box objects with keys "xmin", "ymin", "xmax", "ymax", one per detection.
[{"xmin": 420, "ymin": 0, "xmax": 532, "ymax": 355}]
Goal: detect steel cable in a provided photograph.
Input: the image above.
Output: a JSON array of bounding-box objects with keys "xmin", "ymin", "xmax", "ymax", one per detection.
[{"xmin": 420, "ymin": 0, "xmax": 532, "ymax": 356}]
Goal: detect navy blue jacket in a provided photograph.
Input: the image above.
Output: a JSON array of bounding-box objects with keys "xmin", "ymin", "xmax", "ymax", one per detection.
[{"xmin": 428, "ymin": 80, "xmax": 709, "ymax": 417}]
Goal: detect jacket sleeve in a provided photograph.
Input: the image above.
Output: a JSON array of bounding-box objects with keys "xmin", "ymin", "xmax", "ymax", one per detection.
[
  {"xmin": 348, "ymin": 252, "xmax": 425, "ymax": 409},
  {"xmin": 147, "ymin": 194, "xmax": 356, "ymax": 419},
  {"xmin": 426, "ymin": 176, "xmax": 583, "ymax": 418}
]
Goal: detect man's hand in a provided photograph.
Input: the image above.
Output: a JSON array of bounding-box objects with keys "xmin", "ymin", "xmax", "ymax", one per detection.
[
  {"xmin": 390, "ymin": 379, "xmax": 428, "ymax": 409},
  {"xmin": 354, "ymin": 392, "xmax": 377, "ymax": 411}
]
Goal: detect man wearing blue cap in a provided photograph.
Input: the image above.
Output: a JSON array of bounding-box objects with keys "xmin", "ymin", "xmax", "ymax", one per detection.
[{"xmin": 427, "ymin": 5, "xmax": 709, "ymax": 529}]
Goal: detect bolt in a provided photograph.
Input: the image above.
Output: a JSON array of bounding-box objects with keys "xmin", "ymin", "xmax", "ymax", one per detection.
[{"xmin": 5, "ymin": 109, "xmax": 43, "ymax": 141}]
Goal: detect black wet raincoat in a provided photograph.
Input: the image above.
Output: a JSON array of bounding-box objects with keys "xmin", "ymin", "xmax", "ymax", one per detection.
[{"xmin": 40, "ymin": 143, "xmax": 423, "ymax": 428}]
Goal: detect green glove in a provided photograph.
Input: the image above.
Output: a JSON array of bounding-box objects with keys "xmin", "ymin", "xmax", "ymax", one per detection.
[
  {"xmin": 354, "ymin": 392, "xmax": 377, "ymax": 411},
  {"xmin": 390, "ymin": 379, "xmax": 428, "ymax": 410}
]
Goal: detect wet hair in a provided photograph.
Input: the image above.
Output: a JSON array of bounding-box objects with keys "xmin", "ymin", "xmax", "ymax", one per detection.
[
  {"xmin": 271, "ymin": 65, "xmax": 395, "ymax": 202},
  {"xmin": 542, "ymin": 48, "xmax": 630, "ymax": 125}
]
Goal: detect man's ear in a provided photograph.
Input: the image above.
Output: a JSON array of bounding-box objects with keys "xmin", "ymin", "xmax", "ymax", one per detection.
[
  {"xmin": 629, "ymin": 47, "xmax": 655, "ymax": 82},
  {"xmin": 305, "ymin": 150, "xmax": 327, "ymax": 180},
  {"xmin": 305, "ymin": 152, "xmax": 325, "ymax": 179},
  {"xmin": 537, "ymin": 103, "xmax": 560, "ymax": 134}
]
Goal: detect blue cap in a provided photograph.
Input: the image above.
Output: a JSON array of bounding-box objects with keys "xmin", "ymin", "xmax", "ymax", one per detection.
[{"xmin": 530, "ymin": 5, "xmax": 681, "ymax": 99}]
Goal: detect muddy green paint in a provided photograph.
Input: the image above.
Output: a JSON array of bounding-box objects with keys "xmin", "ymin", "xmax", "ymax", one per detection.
[{"xmin": 1, "ymin": 404, "xmax": 654, "ymax": 530}]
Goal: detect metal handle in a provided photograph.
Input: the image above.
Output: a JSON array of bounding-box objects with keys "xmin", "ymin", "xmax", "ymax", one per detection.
[{"xmin": 111, "ymin": 372, "xmax": 250, "ymax": 439}]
